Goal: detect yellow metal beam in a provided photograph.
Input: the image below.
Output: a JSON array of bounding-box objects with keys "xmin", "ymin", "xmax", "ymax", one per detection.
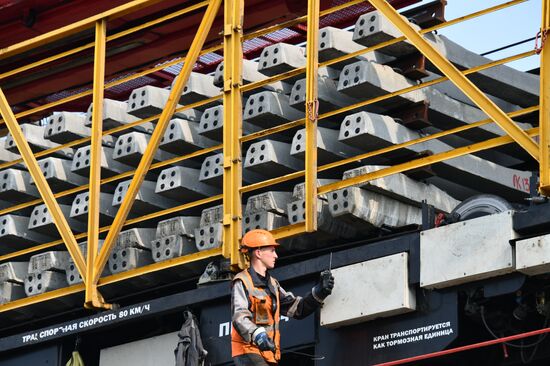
[
  {"xmin": 0, "ymin": 89, "xmax": 87, "ymax": 281},
  {"xmin": 85, "ymin": 19, "xmax": 109, "ymax": 310},
  {"xmin": 93, "ymin": 0, "xmax": 223, "ymax": 285},
  {"xmin": 368, "ymin": 0, "xmax": 539, "ymax": 160},
  {"xmin": 304, "ymin": 0, "xmax": 319, "ymax": 233},
  {"xmin": 0, "ymin": 284, "xmax": 85, "ymax": 313},
  {"xmin": 319, "ymin": 128, "xmax": 539, "ymax": 196},
  {"xmin": 222, "ymin": 0, "xmax": 245, "ymax": 269},
  {"xmin": 539, "ymin": 0, "xmax": 550, "ymax": 195}
]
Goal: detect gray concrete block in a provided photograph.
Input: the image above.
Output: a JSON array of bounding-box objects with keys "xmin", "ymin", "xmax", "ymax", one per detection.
[
  {"xmin": 151, "ymin": 235, "xmax": 197, "ymax": 262},
  {"xmin": 155, "ymin": 216, "xmax": 200, "ymax": 238},
  {"xmin": 0, "ymin": 137, "xmax": 20, "ymax": 164},
  {"xmin": 0, "ymin": 214, "xmax": 53, "ymax": 249},
  {"xmin": 24, "ymin": 270, "xmax": 67, "ymax": 296},
  {"xmin": 0, "ymin": 168, "xmax": 39, "ymax": 201},
  {"xmin": 352, "ymin": 10, "xmax": 420, "ymax": 57},
  {"xmin": 28, "ymin": 203, "xmax": 87, "ymax": 235},
  {"xmin": 199, "ymin": 205, "xmax": 223, "ymax": 227},
  {"xmin": 337, "ymin": 60, "xmax": 425, "ymax": 111},
  {"xmin": 115, "ymin": 228, "xmax": 156, "ymax": 251},
  {"xmin": 243, "ymin": 91, "xmax": 303, "ymax": 129},
  {"xmin": 194, "ymin": 223, "xmax": 223, "ymax": 251},
  {"xmin": 214, "ymin": 59, "xmax": 292, "ymax": 94},
  {"xmin": 71, "ymin": 145, "xmax": 133, "ymax": 178},
  {"xmin": 172, "ymin": 72, "xmax": 220, "ymax": 109},
  {"xmin": 43, "ymin": 112, "xmax": 91, "ymax": 144},
  {"xmin": 28, "ymin": 251, "xmax": 70, "ymax": 274},
  {"xmin": 160, "ymin": 118, "xmax": 217, "ymax": 155},
  {"xmin": 328, "ymin": 186, "xmax": 421, "ymax": 229},
  {"xmin": 33, "ymin": 157, "xmax": 88, "ymax": 191},
  {"xmin": 425, "ymin": 34, "xmax": 539, "ymax": 107},
  {"xmin": 289, "ymin": 76, "xmax": 359, "ymax": 115},
  {"xmin": 112, "ymin": 131, "xmax": 177, "ymax": 166},
  {"xmin": 319, "ymin": 26, "xmax": 393, "ymax": 69},
  {"xmin": 0, "ymin": 282, "xmax": 26, "ymax": 304},
  {"xmin": 127, "ymin": 85, "xmax": 201, "ymax": 122},
  {"xmin": 112, "ymin": 179, "xmax": 179, "ymax": 214},
  {"xmin": 108, "ymin": 247, "xmax": 153, "ymax": 274},
  {"xmin": 197, "ymin": 105, "xmax": 261, "ymax": 142},
  {"xmin": 85, "ymin": 98, "xmax": 139, "ymax": 130},
  {"xmin": 243, "ymin": 211, "xmax": 288, "ymax": 234},
  {"xmin": 5, "ymin": 123, "xmax": 74, "ymax": 159},
  {"xmin": 337, "ymin": 110, "xmax": 533, "ymax": 201},
  {"xmin": 291, "ymin": 126, "xmax": 363, "ymax": 164},
  {"xmin": 244, "ymin": 139, "xmax": 302, "ymax": 177},
  {"xmin": 291, "ymin": 179, "xmax": 338, "ymax": 200},
  {"xmin": 343, "ymin": 165, "xmax": 460, "ymax": 213},
  {"xmin": 244, "ymin": 191, "xmax": 292, "ymax": 216},
  {"xmin": 65, "ymin": 240, "xmax": 108, "ymax": 285},
  {"xmin": 199, "ymin": 152, "xmax": 263, "ymax": 186},
  {"xmin": 69, "ymin": 191, "xmax": 117, "ymax": 225},
  {"xmin": 155, "ymin": 166, "xmax": 220, "ymax": 201},
  {"xmin": 0, "ymin": 262, "xmax": 28, "ymax": 284},
  {"xmin": 258, "ymin": 43, "xmax": 306, "ymax": 77}
]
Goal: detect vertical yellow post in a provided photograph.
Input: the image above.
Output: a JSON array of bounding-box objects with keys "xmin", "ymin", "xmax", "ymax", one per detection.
[
  {"xmin": 85, "ymin": 19, "xmax": 108, "ymax": 309},
  {"xmin": 222, "ymin": 0, "xmax": 244, "ymax": 268},
  {"xmin": 93, "ymin": 0, "xmax": 223, "ymax": 285},
  {"xmin": 304, "ymin": 0, "xmax": 319, "ymax": 232},
  {"xmin": 539, "ymin": 0, "xmax": 550, "ymax": 196}
]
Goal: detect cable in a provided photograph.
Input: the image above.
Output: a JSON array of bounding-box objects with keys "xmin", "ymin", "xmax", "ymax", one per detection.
[
  {"xmin": 480, "ymin": 37, "xmax": 536, "ymax": 56},
  {"xmin": 480, "ymin": 306, "xmax": 549, "ymax": 349}
]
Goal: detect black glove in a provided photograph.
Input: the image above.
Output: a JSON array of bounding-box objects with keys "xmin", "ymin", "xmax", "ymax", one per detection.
[
  {"xmin": 314, "ymin": 270, "xmax": 335, "ymax": 300},
  {"xmin": 253, "ymin": 329, "xmax": 276, "ymax": 352}
]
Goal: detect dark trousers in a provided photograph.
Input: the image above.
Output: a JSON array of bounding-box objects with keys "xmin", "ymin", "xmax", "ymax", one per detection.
[{"xmin": 233, "ymin": 353, "xmax": 277, "ymax": 366}]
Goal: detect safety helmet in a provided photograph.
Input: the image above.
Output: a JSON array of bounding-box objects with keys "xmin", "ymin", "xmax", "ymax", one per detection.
[{"xmin": 240, "ymin": 229, "xmax": 279, "ymax": 252}]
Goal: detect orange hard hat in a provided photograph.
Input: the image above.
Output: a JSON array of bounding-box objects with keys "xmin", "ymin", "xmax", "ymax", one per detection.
[{"xmin": 240, "ymin": 229, "xmax": 279, "ymax": 252}]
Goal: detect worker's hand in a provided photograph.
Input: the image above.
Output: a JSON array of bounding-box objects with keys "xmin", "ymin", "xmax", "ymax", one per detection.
[
  {"xmin": 314, "ymin": 270, "xmax": 335, "ymax": 300},
  {"xmin": 253, "ymin": 328, "xmax": 276, "ymax": 352}
]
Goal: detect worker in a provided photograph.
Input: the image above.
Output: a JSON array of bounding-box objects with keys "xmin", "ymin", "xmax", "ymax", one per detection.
[{"xmin": 231, "ymin": 229, "xmax": 335, "ymax": 366}]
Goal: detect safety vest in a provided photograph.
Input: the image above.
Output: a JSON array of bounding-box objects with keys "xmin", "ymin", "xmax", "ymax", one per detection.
[{"xmin": 231, "ymin": 270, "xmax": 281, "ymax": 363}]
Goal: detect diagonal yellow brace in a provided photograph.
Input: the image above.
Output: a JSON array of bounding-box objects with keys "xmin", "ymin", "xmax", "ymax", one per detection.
[
  {"xmin": 304, "ymin": 0, "xmax": 320, "ymax": 233},
  {"xmin": 85, "ymin": 19, "xmax": 109, "ymax": 310},
  {"xmin": 539, "ymin": 0, "xmax": 550, "ymax": 195},
  {"xmin": 93, "ymin": 0, "xmax": 223, "ymax": 285},
  {"xmin": 222, "ymin": 0, "xmax": 245, "ymax": 269},
  {"xmin": 369, "ymin": 0, "xmax": 539, "ymax": 161},
  {"xmin": 0, "ymin": 89, "xmax": 87, "ymax": 281}
]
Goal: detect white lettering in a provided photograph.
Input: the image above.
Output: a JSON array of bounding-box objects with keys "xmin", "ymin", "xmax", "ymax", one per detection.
[{"xmin": 219, "ymin": 322, "xmax": 231, "ymax": 337}]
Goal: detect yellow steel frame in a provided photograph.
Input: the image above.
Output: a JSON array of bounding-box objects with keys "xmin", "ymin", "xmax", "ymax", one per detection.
[
  {"xmin": 222, "ymin": 0, "xmax": 245, "ymax": 268},
  {"xmin": 540, "ymin": 0, "xmax": 550, "ymax": 195},
  {"xmin": 0, "ymin": 0, "xmax": 546, "ymax": 313},
  {"xmin": 304, "ymin": 0, "xmax": 320, "ymax": 233}
]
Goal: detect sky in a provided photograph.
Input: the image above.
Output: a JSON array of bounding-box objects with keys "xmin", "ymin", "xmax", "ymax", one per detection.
[{"xmin": 401, "ymin": 0, "xmax": 542, "ymax": 72}]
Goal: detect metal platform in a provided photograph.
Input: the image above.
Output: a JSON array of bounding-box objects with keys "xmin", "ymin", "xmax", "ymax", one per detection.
[{"xmin": 155, "ymin": 166, "xmax": 220, "ymax": 201}]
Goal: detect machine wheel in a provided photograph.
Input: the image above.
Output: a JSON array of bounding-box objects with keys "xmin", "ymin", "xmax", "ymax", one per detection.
[{"xmin": 451, "ymin": 194, "xmax": 513, "ymax": 221}]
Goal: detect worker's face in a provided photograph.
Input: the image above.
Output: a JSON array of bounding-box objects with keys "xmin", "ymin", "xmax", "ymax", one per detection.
[{"xmin": 256, "ymin": 246, "xmax": 278, "ymax": 269}]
